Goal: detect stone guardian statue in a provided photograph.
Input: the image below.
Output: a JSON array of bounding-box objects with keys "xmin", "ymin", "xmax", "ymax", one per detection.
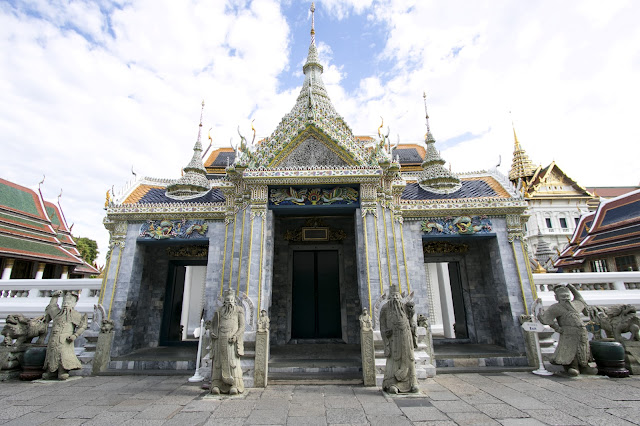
[
  {"xmin": 537, "ymin": 284, "xmax": 597, "ymax": 376},
  {"xmin": 42, "ymin": 290, "xmax": 88, "ymax": 380},
  {"xmin": 380, "ymin": 285, "xmax": 418, "ymax": 393},
  {"xmin": 210, "ymin": 290, "xmax": 245, "ymax": 395}
]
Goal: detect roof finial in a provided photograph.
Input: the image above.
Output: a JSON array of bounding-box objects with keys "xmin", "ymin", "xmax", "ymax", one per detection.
[
  {"xmin": 197, "ymin": 100, "xmax": 205, "ymax": 143},
  {"xmin": 509, "ymin": 111, "xmax": 521, "ymax": 149},
  {"xmin": 310, "ymin": 3, "xmax": 316, "ymax": 45},
  {"xmin": 423, "ymin": 91, "xmax": 431, "ymax": 134}
]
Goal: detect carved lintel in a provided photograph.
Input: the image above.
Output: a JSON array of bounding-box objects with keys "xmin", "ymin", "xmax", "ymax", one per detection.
[
  {"xmin": 284, "ymin": 218, "xmax": 346, "ymax": 242},
  {"xmin": 166, "ymin": 245, "xmax": 208, "ymax": 258},
  {"xmin": 423, "ymin": 241, "xmax": 469, "ymax": 255}
]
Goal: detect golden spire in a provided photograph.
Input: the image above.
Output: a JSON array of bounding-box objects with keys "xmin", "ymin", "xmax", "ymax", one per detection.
[{"xmin": 508, "ymin": 115, "xmax": 536, "ymax": 183}]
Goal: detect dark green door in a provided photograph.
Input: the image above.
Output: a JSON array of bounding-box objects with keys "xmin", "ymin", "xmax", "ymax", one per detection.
[
  {"xmin": 448, "ymin": 261, "xmax": 468, "ymax": 339},
  {"xmin": 292, "ymin": 250, "xmax": 341, "ymax": 339}
]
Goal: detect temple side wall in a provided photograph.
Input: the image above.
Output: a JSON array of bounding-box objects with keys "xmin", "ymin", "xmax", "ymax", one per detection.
[
  {"xmin": 104, "ymin": 223, "xmax": 146, "ymax": 357},
  {"xmin": 203, "ymin": 221, "xmax": 227, "ymax": 320},
  {"xmin": 494, "ymin": 217, "xmax": 534, "ymax": 353}
]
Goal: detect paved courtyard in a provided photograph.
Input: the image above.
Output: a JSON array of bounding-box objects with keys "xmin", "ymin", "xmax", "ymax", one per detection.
[{"xmin": 0, "ymin": 373, "xmax": 639, "ymax": 425}]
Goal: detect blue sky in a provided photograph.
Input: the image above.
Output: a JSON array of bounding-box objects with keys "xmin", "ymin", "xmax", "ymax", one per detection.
[{"xmin": 1, "ymin": 0, "xmax": 639, "ymax": 263}]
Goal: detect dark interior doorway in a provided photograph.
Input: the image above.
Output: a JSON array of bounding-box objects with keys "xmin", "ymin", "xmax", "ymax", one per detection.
[
  {"xmin": 448, "ymin": 261, "xmax": 468, "ymax": 339},
  {"xmin": 291, "ymin": 250, "xmax": 341, "ymax": 339},
  {"xmin": 160, "ymin": 260, "xmax": 206, "ymax": 346}
]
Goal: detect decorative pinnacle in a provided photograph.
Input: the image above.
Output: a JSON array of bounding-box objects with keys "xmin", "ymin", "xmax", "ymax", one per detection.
[
  {"xmin": 423, "ymin": 91, "xmax": 431, "ymax": 134},
  {"xmin": 310, "ymin": 2, "xmax": 316, "ymax": 45},
  {"xmin": 197, "ymin": 100, "xmax": 205, "ymax": 143},
  {"xmin": 509, "ymin": 112, "xmax": 521, "ymax": 150}
]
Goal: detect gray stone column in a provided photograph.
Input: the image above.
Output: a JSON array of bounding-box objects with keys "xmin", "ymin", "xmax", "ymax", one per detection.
[
  {"xmin": 254, "ymin": 321, "xmax": 269, "ymax": 388},
  {"xmin": 359, "ymin": 311, "xmax": 376, "ymax": 386}
]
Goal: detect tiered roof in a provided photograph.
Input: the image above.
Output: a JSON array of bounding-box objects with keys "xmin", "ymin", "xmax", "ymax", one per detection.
[
  {"xmin": 508, "ymin": 126, "xmax": 536, "ymax": 182},
  {"xmin": 0, "ymin": 178, "xmax": 97, "ymax": 273},
  {"xmin": 555, "ymin": 189, "xmax": 640, "ymax": 268}
]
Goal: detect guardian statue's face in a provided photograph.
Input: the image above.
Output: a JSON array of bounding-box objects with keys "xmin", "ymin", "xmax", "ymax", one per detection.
[
  {"xmin": 554, "ymin": 289, "xmax": 571, "ymax": 302},
  {"xmin": 62, "ymin": 294, "xmax": 78, "ymax": 308},
  {"xmin": 223, "ymin": 294, "xmax": 235, "ymax": 306}
]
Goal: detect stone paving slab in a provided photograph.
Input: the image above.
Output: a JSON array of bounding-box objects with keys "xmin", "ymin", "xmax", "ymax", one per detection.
[{"xmin": 0, "ymin": 373, "xmax": 638, "ymax": 424}]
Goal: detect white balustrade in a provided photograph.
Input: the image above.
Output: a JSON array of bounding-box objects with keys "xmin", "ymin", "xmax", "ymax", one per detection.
[
  {"xmin": 0, "ymin": 278, "xmax": 102, "ymax": 321},
  {"xmin": 533, "ymin": 271, "xmax": 640, "ymax": 307}
]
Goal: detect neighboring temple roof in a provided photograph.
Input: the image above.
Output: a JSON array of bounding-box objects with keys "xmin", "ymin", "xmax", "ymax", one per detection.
[
  {"xmin": 587, "ymin": 186, "xmax": 640, "ymax": 198},
  {"xmin": 555, "ymin": 189, "xmax": 640, "ymax": 268},
  {"xmin": 524, "ymin": 161, "xmax": 593, "ymax": 200},
  {"xmin": 586, "ymin": 186, "xmax": 640, "ymax": 210},
  {"xmin": 0, "ymin": 178, "xmax": 85, "ymax": 266}
]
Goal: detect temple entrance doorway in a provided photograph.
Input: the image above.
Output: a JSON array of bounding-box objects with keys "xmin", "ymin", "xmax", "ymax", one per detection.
[
  {"xmin": 426, "ymin": 261, "xmax": 468, "ymax": 340},
  {"xmin": 160, "ymin": 260, "xmax": 207, "ymax": 346},
  {"xmin": 291, "ymin": 250, "xmax": 341, "ymax": 339}
]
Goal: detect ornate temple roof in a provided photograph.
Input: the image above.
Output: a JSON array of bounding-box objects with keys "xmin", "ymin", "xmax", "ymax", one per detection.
[
  {"xmin": 0, "ymin": 178, "xmax": 86, "ymax": 266},
  {"xmin": 555, "ymin": 189, "xmax": 640, "ymax": 268},
  {"xmin": 403, "ymin": 176, "xmax": 510, "ymax": 200},
  {"xmin": 123, "ymin": 183, "xmax": 225, "ymax": 204},
  {"xmin": 237, "ymin": 5, "xmax": 370, "ymax": 169},
  {"xmin": 508, "ymin": 126, "xmax": 536, "ymax": 182},
  {"xmin": 525, "ymin": 161, "xmax": 592, "ymax": 200},
  {"xmin": 106, "ymin": 4, "xmax": 526, "ymax": 220}
]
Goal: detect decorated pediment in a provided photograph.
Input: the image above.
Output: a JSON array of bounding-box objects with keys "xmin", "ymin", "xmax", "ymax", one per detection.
[
  {"xmin": 272, "ymin": 128, "xmax": 352, "ymax": 168},
  {"xmin": 527, "ymin": 162, "xmax": 592, "ymax": 198}
]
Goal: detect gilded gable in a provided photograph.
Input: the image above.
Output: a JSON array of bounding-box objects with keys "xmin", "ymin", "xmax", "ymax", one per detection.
[{"xmin": 275, "ymin": 136, "xmax": 350, "ymax": 168}]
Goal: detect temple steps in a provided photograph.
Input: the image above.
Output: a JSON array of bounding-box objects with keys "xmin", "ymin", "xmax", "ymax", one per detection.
[
  {"xmin": 101, "ymin": 345, "xmax": 200, "ymax": 375},
  {"xmin": 433, "ymin": 342, "xmax": 530, "ymax": 373},
  {"xmin": 267, "ymin": 343, "xmax": 363, "ymax": 385}
]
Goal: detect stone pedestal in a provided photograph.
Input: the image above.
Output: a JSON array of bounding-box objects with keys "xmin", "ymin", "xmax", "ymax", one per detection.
[
  {"xmin": 624, "ymin": 341, "xmax": 640, "ymax": 375},
  {"xmin": 92, "ymin": 329, "xmax": 114, "ymax": 375},
  {"xmin": 254, "ymin": 329, "xmax": 269, "ymax": 388},
  {"xmin": 414, "ymin": 326, "xmax": 436, "ymax": 378},
  {"xmin": 0, "ymin": 345, "xmax": 23, "ymax": 381},
  {"xmin": 520, "ymin": 315, "xmax": 538, "ymax": 368},
  {"xmin": 360, "ymin": 326, "xmax": 376, "ymax": 386}
]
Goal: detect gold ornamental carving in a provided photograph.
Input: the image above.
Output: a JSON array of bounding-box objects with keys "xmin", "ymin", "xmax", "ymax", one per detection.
[
  {"xmin": 284, "ymin": 218, "xmax": 347, "ymax": 242},
  {"xmin": 166, "ymin": 245, "xmax": 209, "ymax": 258},
  {"xmin": 423, "ymin": 241, "xmax": 469, "ymax": 255}
]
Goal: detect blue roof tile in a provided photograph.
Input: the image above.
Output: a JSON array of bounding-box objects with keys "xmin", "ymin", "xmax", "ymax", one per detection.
[
  {"xmin": 401, "ymin": 180, "xmax": 498, "ymax": 200},
  {"xmin": 138, "ymin": 188, "xmax": 225, "ymax": 204}
]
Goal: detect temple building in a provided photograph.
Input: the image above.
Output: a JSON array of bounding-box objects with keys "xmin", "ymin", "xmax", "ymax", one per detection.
[
  {"xmin": 101, "ymin": 9, "xmax": 536, "ymax": 380},
  {"xmin": 0, "ymin": 178, "xmax": 99, "ymax": 281},
  {"xmin": 508, "ymin": 128, "xmax": 594, "ymax": 270},
  {"xmin": 555, "ymin": 188, "xmax": 640, "ymax": 273}
]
